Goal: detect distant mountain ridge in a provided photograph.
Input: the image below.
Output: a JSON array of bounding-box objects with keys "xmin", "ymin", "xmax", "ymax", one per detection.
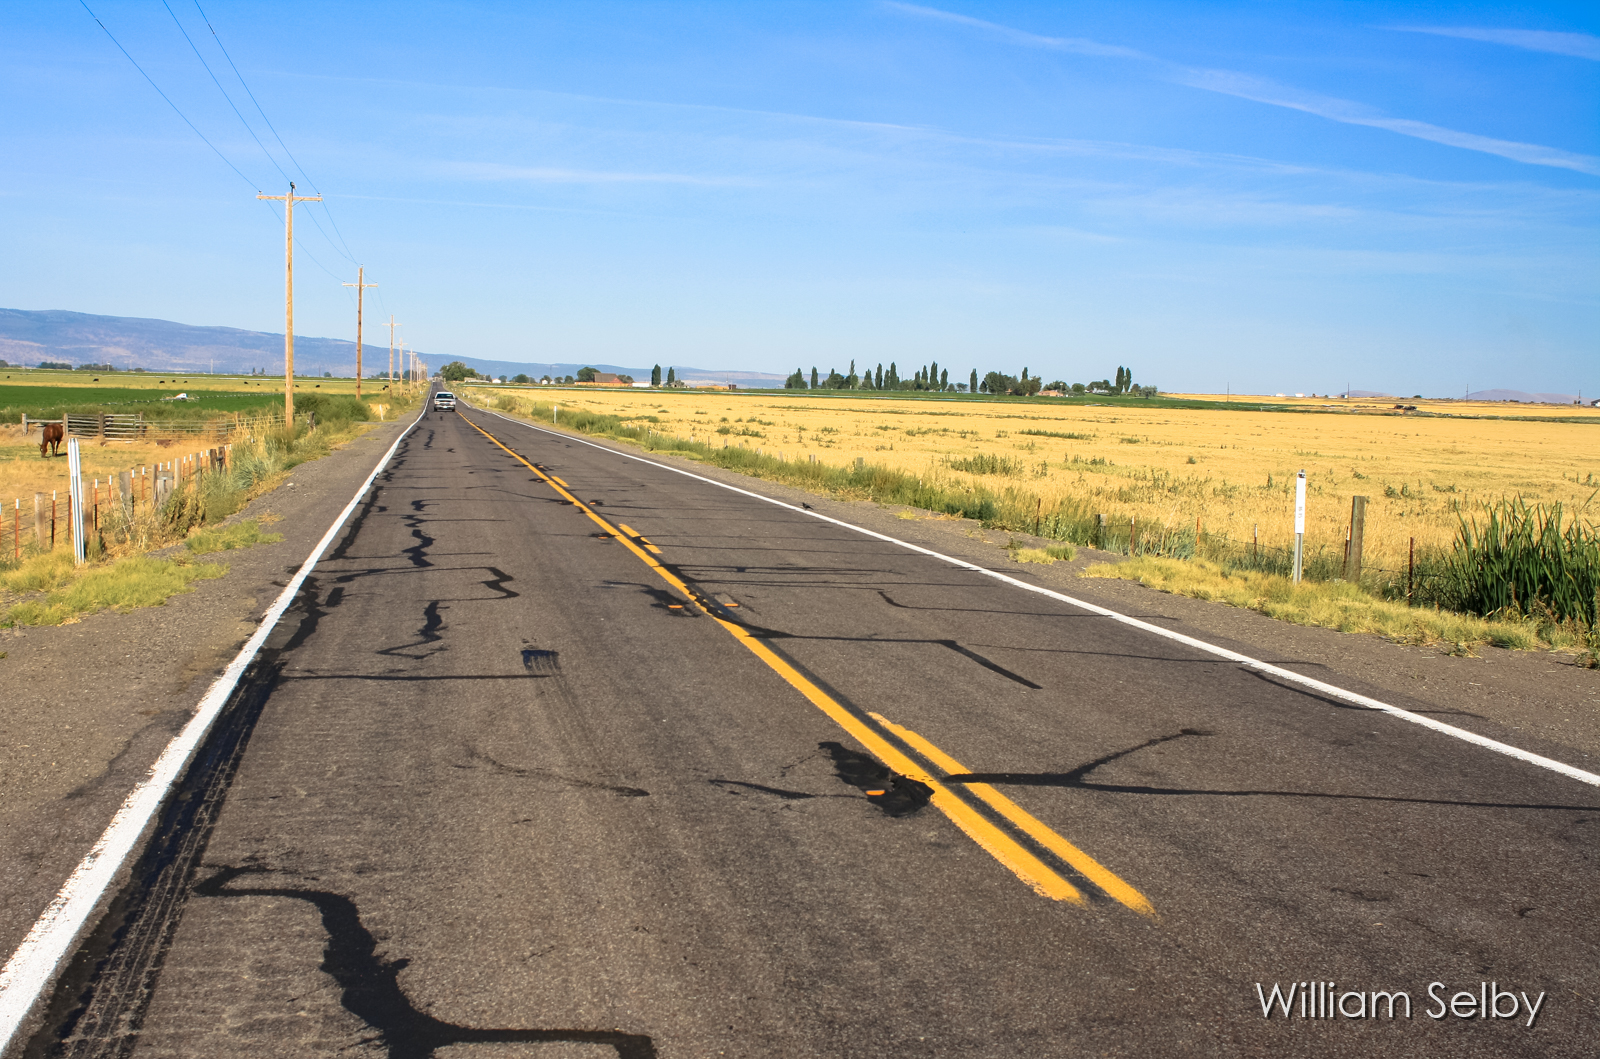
[
  {"xmin": 0, "ymin": 308, "xmax": 782, "ymax": 384},
  {"xmin": 1466, "ymin": 388, "xmax": 1588, "ymax": 405}
]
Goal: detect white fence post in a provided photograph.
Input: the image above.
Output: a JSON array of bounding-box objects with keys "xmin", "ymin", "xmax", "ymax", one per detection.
[
  {"xmin": 1292, "ymin": 469, "xmax": 1306, "ymax": 584},
  {"xmin": 67, "ymin": 438, "xmax": 86, "ymax": 566}
]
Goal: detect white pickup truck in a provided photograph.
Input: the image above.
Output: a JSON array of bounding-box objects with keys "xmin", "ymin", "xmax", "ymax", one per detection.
[{"xmin": 433, "ymin": 391, "xmax": 456, "ymax": 411}]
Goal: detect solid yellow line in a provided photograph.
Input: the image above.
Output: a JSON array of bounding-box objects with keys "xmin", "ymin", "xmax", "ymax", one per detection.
[
  {"xmin": 550, "ymin": 475, "xmax": 570, "ymax": 487},
  {"xmin": 872, "ymin": 712, "xmax": 1156, "ymax": 917},
  {"xmin": 459, "ymin": 413, "xmax": 1086, "ymax": 904},
  {"xmin": 724, "ymin": 628, "xmax": 1083, "ymax": 904}
]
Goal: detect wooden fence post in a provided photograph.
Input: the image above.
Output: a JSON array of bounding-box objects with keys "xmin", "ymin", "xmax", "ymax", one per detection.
[
  {"xmin": 1095, "ymin": 513, "xmax": 1108, "ymax": 548},
  {"xmin": 34, "ymin": 492, "xmax": 45, "ymax": 545},
  {"xmin": 1346, "ymin": 495, "xmax": 1367, "ymax": 582}
]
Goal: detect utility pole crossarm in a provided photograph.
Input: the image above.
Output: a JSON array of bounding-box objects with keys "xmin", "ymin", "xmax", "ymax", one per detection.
[{"xmin": 257, "ymin": 184, "xmax": 322, "ymax": 424}]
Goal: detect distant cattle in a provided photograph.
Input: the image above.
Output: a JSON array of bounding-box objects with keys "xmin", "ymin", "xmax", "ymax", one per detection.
[{"xmin": 39, "ymin": 422, "xmax": 64, "ymax": 458}]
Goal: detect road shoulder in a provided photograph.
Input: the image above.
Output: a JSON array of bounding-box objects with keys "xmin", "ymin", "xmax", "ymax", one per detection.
[{"xmin": 0, "ymin": 417, "xmax": 412, "ymax": 969}]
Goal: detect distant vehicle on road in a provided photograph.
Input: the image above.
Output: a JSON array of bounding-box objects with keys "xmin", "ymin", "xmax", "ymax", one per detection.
[{"xmin": 433, "ymin": 391, "xmax": 456, "ymax": 411}]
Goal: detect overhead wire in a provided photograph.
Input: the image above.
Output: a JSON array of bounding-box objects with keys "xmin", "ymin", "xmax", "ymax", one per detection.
[
  {"xmin": 77, "ymin": 0, "xmax": 261, "ymax": 195},
  {"xmin": 159, "ymin": 0, "xmax": 291, "ymax": 186},
  {"xmin": 191, "ymin": 0, "xmax": 362, "ymax": 266},
  {"xmin": 83, "ymin": 0, "xmax": 383, "ymax": 362},
  {"xmin": 80, "ymin": 1, "xmax": 351, "ymax": 290},
  {"xmin": 169, "ymin": 0, "xmax": 358, "ymax": 269}
]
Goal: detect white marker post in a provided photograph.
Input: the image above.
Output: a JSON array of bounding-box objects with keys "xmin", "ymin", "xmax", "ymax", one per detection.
[
  {"xmin": 1292, "ymin": 469, "xmax": 1306, "ymax": 583},
  {"xmin": 66, "ymin": 437, "xmax": 86, "ymax": 566}
]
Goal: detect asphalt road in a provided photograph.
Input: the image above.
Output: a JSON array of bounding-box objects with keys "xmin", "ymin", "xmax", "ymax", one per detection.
[{"xmin": 20, "ymin": 401, "xmax": 1599, "ymax": 1057}]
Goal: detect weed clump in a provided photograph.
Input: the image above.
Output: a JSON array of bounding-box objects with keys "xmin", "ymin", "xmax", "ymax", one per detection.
[
  {"xmin": 3, "ymin": 555, "xmax": 224, "ymax": 626},
  {"xmin": 185, "ymin": 518, "xmax": 285, "ymax": 555},
  {"xmin": 946, "ymin": 454, "xmax": 1022, "ymax": 476},
  {"xmin": 1428, "ymin": 498, "xmax": 1599, "ymax": 627}
]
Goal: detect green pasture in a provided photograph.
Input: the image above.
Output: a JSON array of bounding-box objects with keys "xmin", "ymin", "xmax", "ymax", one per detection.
[
  {"xmin": 0, "ymin": 384, "xmax": 285, "ymax": 423},
  {"xmin": 0, "ymin": 369, "xmax": 400, "ymax": 422}
]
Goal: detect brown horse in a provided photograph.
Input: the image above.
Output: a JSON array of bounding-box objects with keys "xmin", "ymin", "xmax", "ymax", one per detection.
[{"xmin": 39, "ymin": 422, "xmax": 64, "ymax": 457}]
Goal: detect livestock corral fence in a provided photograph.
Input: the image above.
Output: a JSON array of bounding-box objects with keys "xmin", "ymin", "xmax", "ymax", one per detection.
[
  {"xmin": 2, "ymin": 442, "xmax": 234, "ymax": 563},
  {"xmin": 20, "ymin": 410, "xmax": 284, "ymax": 441}
]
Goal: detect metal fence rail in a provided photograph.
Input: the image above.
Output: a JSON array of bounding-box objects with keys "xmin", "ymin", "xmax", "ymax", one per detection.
[{"xmin": 45, "ymin": 411, "xmax": 285, "ymax": 441}]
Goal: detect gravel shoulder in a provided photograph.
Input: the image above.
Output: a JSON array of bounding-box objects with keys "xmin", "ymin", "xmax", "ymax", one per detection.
[
  {"xmin": 509, "ymin": 418, "xmax": 1599, "ymax": 770},
  {"xmin": 0, "ymin": 416, "xmax": 413, "ymax": 968}
]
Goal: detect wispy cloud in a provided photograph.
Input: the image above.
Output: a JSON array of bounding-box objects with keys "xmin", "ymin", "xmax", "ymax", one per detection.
[
  {"xmin": 1389, "ymin": 26, "xmax": 1600, "ymax": 61},
  {"xmin": 445, "ymin": 161, "xmax": 746, "ymax": 186},
  {"xmin": 888, "ymin": 3, "xmax": 1600, "ymax": 176},
  {"xmin": 883, "ymin": 1, "xmax": 1150, "ymax": 59},
  {"xmin": 1171, "ymin": 68, "xmax": 1600, "ymax": 176}
]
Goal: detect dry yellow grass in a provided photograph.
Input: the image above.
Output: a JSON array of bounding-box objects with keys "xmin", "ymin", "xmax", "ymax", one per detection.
[
  {"xmin": 1080, "ymin": 554, "xmax": 1583, "ymax": 653},
  {"xmin": 477, "ymin": 384, "xmax": 1600, "ymax": 577},
  {"xmin": 0, "ymin": 424, "xmax": 237, "ymax": 530}
]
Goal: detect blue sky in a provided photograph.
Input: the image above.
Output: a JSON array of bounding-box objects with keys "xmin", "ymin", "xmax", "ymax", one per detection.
[{"xmin": 2, "ymin": 1, "xmax": 1596, "ymax": 395}]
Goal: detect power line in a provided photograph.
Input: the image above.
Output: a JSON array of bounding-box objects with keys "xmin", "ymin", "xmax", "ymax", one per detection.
[
  {"xmin": 160, "ymin": 0, "xmax": 290, "ymax": 186},
  {"xmin": 78, "ymin": 0, "xmax": 261, "ymax": 193},
  {"xmin": 170, "ymin": 0, "xmax": 358, "ymax": 268},
  {"xmin": 83, "ymin": 2, "xmax": 362, "ymax": 285},
  {"xmin": 255, "ymin": 199, "xmax": 349, "ymax": 284},
  {"xmin": 191, "ymin": 0, "xmax": 361, "ymax": 265}
]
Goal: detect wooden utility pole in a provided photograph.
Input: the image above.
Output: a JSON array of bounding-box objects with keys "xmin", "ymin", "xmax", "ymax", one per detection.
[
  {"xmin": 343, "ymin": 267, "xmax": 377, "ymax": 397},
  {"xmin": 387, "ymin": 316, "xmax": 399, "ymax": 391},
  {"xmin": 257, "ymin": 183, "xmax": 322, "ymax": 424}
]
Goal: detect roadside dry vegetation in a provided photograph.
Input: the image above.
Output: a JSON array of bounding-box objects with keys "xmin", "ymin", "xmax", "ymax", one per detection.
[{"xmin": 0, "ymin": 389, "xmax": 411, "ymax": 628}]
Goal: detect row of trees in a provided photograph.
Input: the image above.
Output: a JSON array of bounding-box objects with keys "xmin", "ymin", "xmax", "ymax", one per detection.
[
  {"xmin": 783, "ymin": 359, "xmax": 1156, "ymax": 398},
  {"xmin": 439, "ymin": 356, "xmax": 1153, "ymax": 397},
  {"xmin": 786, "ymin": 360, "xmax": 970, "ymax": 392},
  {"xmin": 440, "ymin": 362, "xmax": 646, "ymax": 386}
]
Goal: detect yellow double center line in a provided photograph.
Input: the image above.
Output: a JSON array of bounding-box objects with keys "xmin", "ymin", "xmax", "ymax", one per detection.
[{"xmin": 461, "ymin": 412, "xmax": 1153, "ymax": 916}]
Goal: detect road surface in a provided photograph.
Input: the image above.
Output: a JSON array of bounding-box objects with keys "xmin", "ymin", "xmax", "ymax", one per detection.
[{"xmin": 16, "ymin": 402, "xmax": 1598, "ymax": 1057}]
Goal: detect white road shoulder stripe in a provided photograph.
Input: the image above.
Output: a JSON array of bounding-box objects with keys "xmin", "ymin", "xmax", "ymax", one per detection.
[
  {"xmin": 0, "ymin": 411, "xmax": 426, "ymax": 1053},
  {"xmin": 475, "ymin": 404, "xmax": 1600, "ymax": 790}
]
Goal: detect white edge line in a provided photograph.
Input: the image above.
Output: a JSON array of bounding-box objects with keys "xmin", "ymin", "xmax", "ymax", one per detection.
[
  {"xmin": 472, "ymin": 404, "xmax": 1600, "ymax": 790},
  {"xmin": 0, "ymin": 409, "xmax": 427, "ymax": 1052}
]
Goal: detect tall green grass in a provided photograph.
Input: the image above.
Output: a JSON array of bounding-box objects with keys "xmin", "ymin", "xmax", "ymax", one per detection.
[
  {"xmin": 1426, "ymin": 497, "xmax": 1599, "ymax": 626},
  {"xmin": 945, "ymin": 453, "xmax": 1023, "ymax": 476}
]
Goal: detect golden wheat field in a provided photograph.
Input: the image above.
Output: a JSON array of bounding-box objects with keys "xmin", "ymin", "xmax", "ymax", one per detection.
[{"xmin": 479, "ymin": 384, "xmax": 1600, "ymax": 575}]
